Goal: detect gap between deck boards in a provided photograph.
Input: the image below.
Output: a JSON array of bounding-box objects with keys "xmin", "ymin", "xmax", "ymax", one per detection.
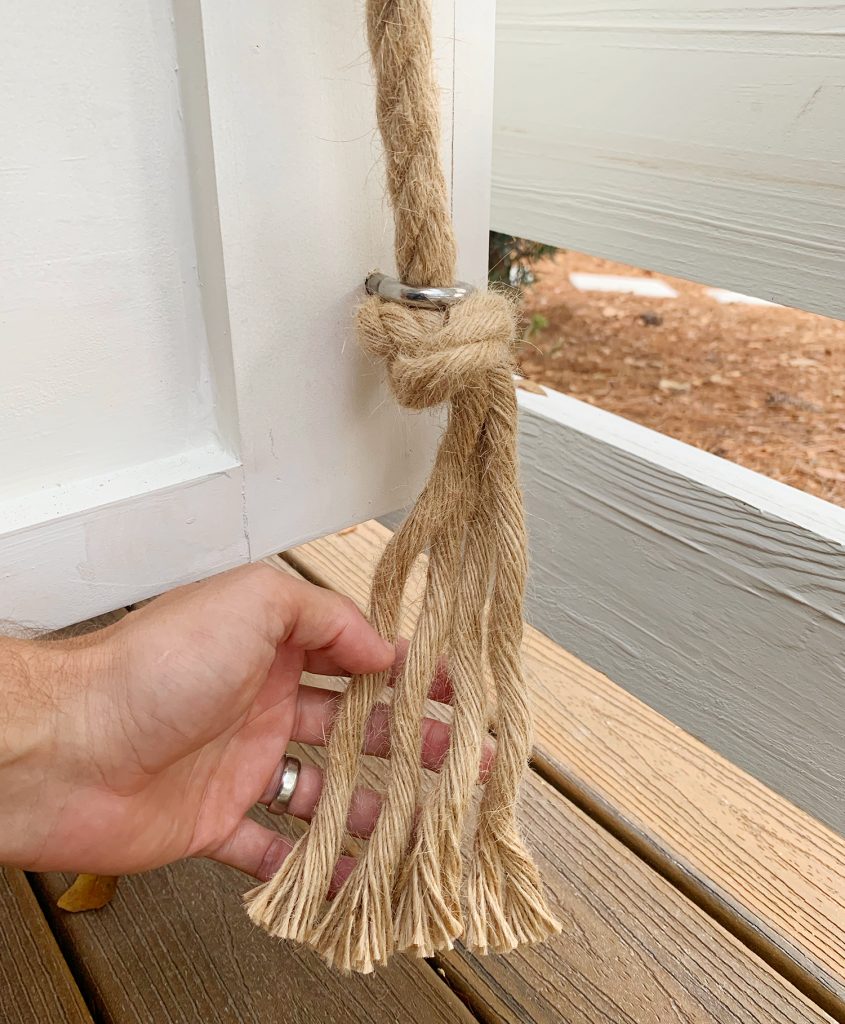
[
  {"xmin": 0, "ymin": 869, "xmax": 93, "ymax": 1024},
  {"xmin": 525, "ymin": 755, "xmax": 845, "ymax": 1024}
]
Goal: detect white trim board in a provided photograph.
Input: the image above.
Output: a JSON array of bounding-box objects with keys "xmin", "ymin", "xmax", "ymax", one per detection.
[
  {"xmin": 1, "ymin": 0, "xmax": 495, "ymax": 629},
  {"xmin": 0, "ymin": 466, "xmax": 248, "ymax": 632},
  {"xmin": 492, "ymin": 0, "xmax": 845, "ymax": 320},
  {"xmin": 514, "ymin": 386, "xmax": 845, "ymax": 835},
  {"xmin": 0, "ymin": 446, "xmax": 237, "ymax": 538}
]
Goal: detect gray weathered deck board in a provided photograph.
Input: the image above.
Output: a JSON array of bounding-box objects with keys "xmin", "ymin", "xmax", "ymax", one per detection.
[
  {"xmin": 30, "ymin": 850, "xmax": 478, "ymax": 1024},
  {"xmin": 0, "ymin": 869, "xmax": 92, "ymax": 1024}
]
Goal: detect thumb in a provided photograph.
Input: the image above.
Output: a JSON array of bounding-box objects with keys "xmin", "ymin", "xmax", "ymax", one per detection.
[{"xmin": 261, "ymin": 570, "xmax": 394, "ymax": 676}]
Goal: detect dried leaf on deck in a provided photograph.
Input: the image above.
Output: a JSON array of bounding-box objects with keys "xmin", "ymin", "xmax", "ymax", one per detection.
[{"xmin": 57, "ymin": 873, "xmax": 118, "ymax": 912}]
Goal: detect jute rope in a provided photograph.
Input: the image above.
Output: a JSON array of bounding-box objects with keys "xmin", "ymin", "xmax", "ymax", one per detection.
[{"xmin": 245, "ymin": 0, "xmax": 560, "ymax": 971}]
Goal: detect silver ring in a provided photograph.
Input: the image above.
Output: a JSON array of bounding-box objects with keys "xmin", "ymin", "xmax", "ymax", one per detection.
[
  {"xmin": 268, "ymin": 755, "xmax": 301, "ymax": 815},
  {"xmin": 365, "ymin": 272, "xmax": 475, "ymax": 309}
]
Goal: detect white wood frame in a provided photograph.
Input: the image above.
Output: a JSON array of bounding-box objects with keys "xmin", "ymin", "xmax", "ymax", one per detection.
[
  {"xmin": 491, "ymin": 0, "xmax": 845, "ymax": 318},
  {"xmin": 1, "ymin": 0, "xmax": 494, "ymax": 630}
]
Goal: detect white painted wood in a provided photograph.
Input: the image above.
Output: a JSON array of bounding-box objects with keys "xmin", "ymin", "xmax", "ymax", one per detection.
[
  {"xmin": 0, "ymin": 1, "xmax": 227, "ymax": 514},
  {"xmin": 492, "ymin": 0, "xmax": 845, "ymax": 319},
  {"xmin": 452, "ymin": 0, "xmax": 497, "ymax": 287},
  {"xmin": 0, "ymin": 466, "xmax": 247, "ymax": 633},
  {"xmin": 1, "ymin": 0, "xmax": 494, "ymax": 627},
  {"xmin": 195, "ymin": 0, "xmax": 496, "ymax": 560},
  {"xmin": 515, "ymin": 386, "xmax": 845, "ymax": 834},
  {"xmin": 195, "ymin": 1, "xmax": 438, "ymax": 560}
]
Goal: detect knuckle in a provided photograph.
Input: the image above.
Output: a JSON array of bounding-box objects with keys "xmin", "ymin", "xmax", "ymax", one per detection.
[{"xmin": 336, "ymin": 593, "xmax": 360, "ymax": 617}]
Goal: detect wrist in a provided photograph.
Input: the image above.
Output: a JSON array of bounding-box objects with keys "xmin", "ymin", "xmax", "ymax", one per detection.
[
  {"xmin": 0, "ymin": 637, "xmax": 54, "ymax": 762},
  {"xmin": 0, "ymin": 637, "xmax": 86, "ymax": 867}
]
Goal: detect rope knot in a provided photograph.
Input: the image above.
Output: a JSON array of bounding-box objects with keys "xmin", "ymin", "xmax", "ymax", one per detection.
[
  {"xmin": 358, "ymin": 290, "xmax": 518, "ymax": 409},
  {"xmin": 246, "ymin": 0, "xmax": 560, "ymax": 968}
]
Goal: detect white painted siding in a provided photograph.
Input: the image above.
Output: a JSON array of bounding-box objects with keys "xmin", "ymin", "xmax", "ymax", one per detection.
[
  {"xmin": 492, "ymin": 0, "xmax": 845, "ymax": 319},
  {"xmin": 383, "ymin": 385, "xmax": 845, "ymax": 830}
]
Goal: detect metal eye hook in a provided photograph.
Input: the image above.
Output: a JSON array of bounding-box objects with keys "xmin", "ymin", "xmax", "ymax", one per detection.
[{"xmin": 365, "ymin": 272, "xmax": 475, "ymax": 309}]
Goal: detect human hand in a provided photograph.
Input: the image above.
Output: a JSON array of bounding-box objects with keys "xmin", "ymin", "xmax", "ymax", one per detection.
[{"xmin": 0, "ymin": 563, "xmax": 477, "ymax": 882}]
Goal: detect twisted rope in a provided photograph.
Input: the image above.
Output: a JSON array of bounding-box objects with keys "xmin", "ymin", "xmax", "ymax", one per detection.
[{"xmin": 245, "ymin": 0, "xmax": 559, "ymax": 971}]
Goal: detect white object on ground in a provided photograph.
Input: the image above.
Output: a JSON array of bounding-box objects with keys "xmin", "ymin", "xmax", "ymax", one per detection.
[
  {"xmin": 569, "ymin": 273, "xmax": 678, "ymax": 298},
  {"xmin": 705, "ymin": 288, "xmax": 781, "ymax": 307}
]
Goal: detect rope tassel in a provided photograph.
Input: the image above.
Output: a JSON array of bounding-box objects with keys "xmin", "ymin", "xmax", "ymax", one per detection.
[{"xmin": 245, "ymin": 0, "xmax": 560, "ymax": 971}]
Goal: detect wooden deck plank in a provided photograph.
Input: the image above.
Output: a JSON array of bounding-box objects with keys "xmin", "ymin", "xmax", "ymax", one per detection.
[
  {"xmin": 443, "ymin": 770, "xmax": 835, "ymax": 1024},
  {"xmin": 285, "ymin": 520, "xmax": 845, "ymax": 1018},
  {"xmin": 30, "ymin": 830, "xmax": 477, "ymax": 1024},
  {"xmin": 271, "ymin": 668, "xmax": 836, "ymax": 1023},
  {"xmin": 0, "ymin": 868, "xmax": 92, "ymax": 1024}
]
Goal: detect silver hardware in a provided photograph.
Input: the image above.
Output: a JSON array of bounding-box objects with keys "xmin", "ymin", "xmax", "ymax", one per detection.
[
  {"xmin": 365, "ymin": 272, "xmax": 475, "ymax": 309},
  {"xmin": 268, "ymin": 755, "xmax": 301, "ymax": 815}
]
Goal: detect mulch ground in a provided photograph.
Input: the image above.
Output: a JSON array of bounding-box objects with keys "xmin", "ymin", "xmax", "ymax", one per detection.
[{"xmin": 517, "ymin": 251, "xmax": 845, "ymax": 507}]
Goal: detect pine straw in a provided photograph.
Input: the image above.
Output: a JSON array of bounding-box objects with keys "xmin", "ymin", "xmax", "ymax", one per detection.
[{"xmin": 519, "ymin": 251, "xmax": 845, "ymax": 508}]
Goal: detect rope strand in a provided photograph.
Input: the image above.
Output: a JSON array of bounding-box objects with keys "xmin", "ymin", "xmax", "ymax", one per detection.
[{"xmin": 246, "ymin": 0, "xmax": 560, "ymax": 970}]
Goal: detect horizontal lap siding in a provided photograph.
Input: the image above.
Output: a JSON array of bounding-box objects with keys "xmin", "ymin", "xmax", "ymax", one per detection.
[
  {"xmin": 492, "ymin": 0, "xmax": 845, "ymax": 319},
  {"xmin": 516, "ymin": 388, "xmax": 845, "ymax": 835}
]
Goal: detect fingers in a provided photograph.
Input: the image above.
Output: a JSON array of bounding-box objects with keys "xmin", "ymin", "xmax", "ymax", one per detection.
[
  {"xmin": 259, "ymin": 761, "xmax": 383, "ymax": 838},
  {"xmin": 222, "ymin": 724, "xmax": 492, "ymax": 881},
  {"xmin": 206, "ymin": 818, "xmax": 354, "ymax": 891},
  {"xmin": 304, "ymin": 638, "xmax": 454, "ymax": 706},
  {"xmin": 388, "ymin": 639, "xmax": 453, "ymax": 704},
  {"xmin": 292, "ymin": 686, "xmax": 496, "ymax": 780},
  {"xmin": 258, "ymin": 569, "xmax": 394, "ymax": 676},
  {"xmin": 207, "ymin": 818, "xmax": 293, "ymax": 882},
  {"xmin": 361, "ymin": 704, "xmax": 496, "ymax": 780}
]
